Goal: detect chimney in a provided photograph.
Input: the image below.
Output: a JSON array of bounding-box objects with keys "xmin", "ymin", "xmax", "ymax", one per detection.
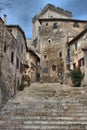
[{"xmin": 4, "ymin": 14, "xmax": 7, "ymax": 26}]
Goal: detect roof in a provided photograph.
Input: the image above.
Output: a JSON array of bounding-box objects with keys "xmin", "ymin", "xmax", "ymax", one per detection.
[
  {"xmin": 39, "ymin": 18, "xmax": 87, "ymax": 24},
  {"xmin": 68, "ymin": 28, "xmax": 87, "ymax": 45},
  {"xmin": 7, "ymin": 25, "xmax": 27, "ymax": 50},
  {"xmin": 32, "ymin": 4, "xmax": 72, "ymax": 23}
]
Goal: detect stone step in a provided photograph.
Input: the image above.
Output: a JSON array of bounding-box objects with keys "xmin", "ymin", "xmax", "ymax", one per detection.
[
  {"xmin": 2, "ymin": 102, "xmax": 87, "ymax": 108},
  {"xmin": 0, "ymin": 122, "xmax": 87, "ymax": 130},
  {"xmin": 1, "ymin": 115, "xmax": 87, "ymax": 121},
  {"xmin": 1, "ymin": 83, "xmax": 87, "ymax": 130}
]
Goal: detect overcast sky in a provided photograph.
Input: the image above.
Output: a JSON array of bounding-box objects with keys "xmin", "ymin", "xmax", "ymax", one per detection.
[{"xmin": 1, "ymin": 0, "xmax": 87, "ymax": 38}]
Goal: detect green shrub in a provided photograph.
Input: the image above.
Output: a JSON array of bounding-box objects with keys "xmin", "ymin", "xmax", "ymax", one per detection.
[{"xmin": 69, "ymin": 68, "xmax": 84, "ymax": 87}]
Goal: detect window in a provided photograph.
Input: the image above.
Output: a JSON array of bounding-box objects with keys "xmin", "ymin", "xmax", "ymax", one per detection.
[
  {"xmin": 16, "ymin": 57, "xmax": 19, "ymax": 69},
  {"xmin": 43, "ymin": 68, "xmax": 48, "ymax": 73},
  {"xmin": 11, "ymin": 52, "xmax": 14, "ymax": 64},
  {"xmin": 33, "ymin": 39, "xmax": 37, "ymax": 48},
  {"xmin": 58, "ymin": 51, "xmax": 62, "ymax": 58},
  {"xmin": 52, "ymin": 65, "xmax": 56, "ymax": 71},
  {"xmin": 46, "ymin": 23, "xmax": 48, "ymax": 26},
  {"xmin": 4, "ymin": 44, "xmax": 6, "ymax": 53},
  {"xmin": 73, "ymin": 22, "xmax": 79, "ymax": 28},
  {"xmin": 44, "ymin": 54, "xmax": 47, "ymax": 59},
  {"xmin": 78, "ymin": 58, "xmax": 85, "ymax": 67},
  {"xmin": 53, "ymin": 23, "xmax": 58, "ymax": 29},
  {"xmin": 73, "ymin": 63, "xmax": 76, "ymax": 69},
  {"xmin": 48, "ymin": 39, "xmax": 52, "ymax": 44}
]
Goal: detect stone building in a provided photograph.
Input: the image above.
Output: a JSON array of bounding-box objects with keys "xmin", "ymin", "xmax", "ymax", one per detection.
[
  {"xmin": 68, "ymin": 28, "xmax": 87, "ymax": 85},
  {"xmin": 7, "ymin": 25, "xmax": 27, "ymax": 89},
  {"xmin": 0, "ymin": 16, "xmax": 27, "ymax": 107},
  {"xmin": 0, "ymin": 16, "xmax": 17, "ymax": 106},
  {"xmin": 25, "ymin": 42, "xmax": 40, "ymax": 83},
  {"xmin": 32, "ymin": 4, "xmax": 87, "ymax": 83}
]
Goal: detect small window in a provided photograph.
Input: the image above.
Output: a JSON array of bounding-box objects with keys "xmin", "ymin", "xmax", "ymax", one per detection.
[
  {"xmin": 78, "ymin": 58, "xmax": 85, "ymax": 67},
  {"xmin": 43, "ymin": 68, "xmax": 48, "ymax": 73},
  {"xmin": 11, "ymin": 52, "xmax": 14, "ymax": 64},
  {"xmin": 73, "ymin": 22, "xmax": 79, "ymax": 28},
  {"xmin": 46, "ymin": 23, "xmax": 48, "ymax": 26},
  {"xmin": 38, "ymin": 26, "xmax": 41, "ymax": 31},
  {"xmin": 53, "ymin": 23, "xmax": 58, "ymax": 29},
  {"xmin": 4, "ymin": 44, "xmax": 6, "ymax": 52},
  {"xmin": 58, "ymin": 51, "xmax": 62, "ymax": 58},
  {"xmin": 73, "ymin": 63, "xmax": 76, "ymax": 70},
  {"xmin": 48, "ymin": 39, "xmax": 52, "ymax": 44},
  {"xmin": 44, "ymin": 54, "xmax": 47, "ymax": 59},
  {"xmin": 16, "ymin": 57, "xmax": 19, "ymax": 69},
  {"xmin": 52, "ymin": 65, "xmax": 56, "ymax": 71}
]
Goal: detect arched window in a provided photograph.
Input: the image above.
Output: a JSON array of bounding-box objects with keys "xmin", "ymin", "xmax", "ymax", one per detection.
[{"xmin": 48, "ymin": 39, "xmax": 52, "ymax": 44}]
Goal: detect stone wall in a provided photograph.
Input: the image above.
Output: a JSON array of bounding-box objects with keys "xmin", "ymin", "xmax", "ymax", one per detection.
[
  {"xmin": 84, "ymin": 51, "xmax": 87, "ymax": 85},
  {"xmin": 0, "ymin": 21, "xmax": 17, "ymax": 107},
  {"xmin": 0, "ymin": 22, "xmax": 27, "ymax": 108},
  {"xmin": 32, "ymin": 4, "xmax": 72, "ymax": 40},
  {"xmin": 69, "ymin": 32, "xmax": 87, "ymax": 85},
  {"xmin": 7, "ymin": 25, "xmax": 27, "ymax": 90},
  {"xmin": 26, "ymin": 50, "xmax": 40, "ymax": 83},
  {"xmin": 39, "ymin": 19, "xmax": 86, "ymax": 83}
]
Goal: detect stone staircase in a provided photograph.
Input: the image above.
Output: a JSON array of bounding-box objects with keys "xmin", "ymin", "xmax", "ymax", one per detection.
[{"xmin": 0, "ymin": 83, "xmax": 87, "ymax": 130}]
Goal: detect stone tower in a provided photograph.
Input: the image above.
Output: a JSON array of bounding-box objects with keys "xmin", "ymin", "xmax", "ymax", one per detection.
[{"xmin": 32, "ymin": 4, "xmax": 87, "ymax": 83}]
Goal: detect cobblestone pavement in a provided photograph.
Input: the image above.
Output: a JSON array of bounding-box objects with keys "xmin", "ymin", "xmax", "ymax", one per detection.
[{"xmin": 0, "ymin": 83, "xmax": 87, "ymax": 130}]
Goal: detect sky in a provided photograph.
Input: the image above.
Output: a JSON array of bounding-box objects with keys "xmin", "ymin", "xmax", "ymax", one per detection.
[{"xmin": 1, "ymin": 0, "xmax": 87, "ymax": 38}]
